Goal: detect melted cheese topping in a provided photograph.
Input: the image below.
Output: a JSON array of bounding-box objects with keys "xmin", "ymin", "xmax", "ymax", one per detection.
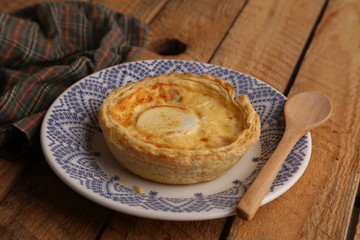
[{"xmin": 107, "ymin": 80, "xmax": 243, "ymax": 150}]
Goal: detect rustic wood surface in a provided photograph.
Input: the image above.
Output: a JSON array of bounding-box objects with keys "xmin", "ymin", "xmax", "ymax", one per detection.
[{"xmin": 0, "ymin": 0, "xmax": 359, "ymax": 239}]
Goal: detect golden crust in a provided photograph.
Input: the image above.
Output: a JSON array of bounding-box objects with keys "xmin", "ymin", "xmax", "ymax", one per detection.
[{"xmin": 98, "ymin": 72, "xmax": 260, "ymax": 184}]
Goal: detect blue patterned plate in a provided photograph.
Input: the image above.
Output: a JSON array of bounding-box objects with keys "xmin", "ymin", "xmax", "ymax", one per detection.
[{"xmin": 40, "ymin": 60, "xmax": 311, "ymax": 221}]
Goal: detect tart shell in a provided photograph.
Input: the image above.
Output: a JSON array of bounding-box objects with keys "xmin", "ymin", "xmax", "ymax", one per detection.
[{"xmin": 98, "ymin": 72, "xmax": 260, "ymax": 184}]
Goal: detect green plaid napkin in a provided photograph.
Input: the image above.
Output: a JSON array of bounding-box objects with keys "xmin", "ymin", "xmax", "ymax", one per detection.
[{"xmin": 0, "ymin": 2, "xmax": 147, "ymax": 160}]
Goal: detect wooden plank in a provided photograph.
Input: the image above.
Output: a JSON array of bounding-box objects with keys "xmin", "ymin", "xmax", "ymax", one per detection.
[
  {"xmin": 287, "ymin": 0, "xmax": 360, "ymax": 238},
  {"xmin": 356, "ymin": 214, "xmax": 360, "ymax": 240},
  {"xmin": 100, "ymin": 214, "xmax": 227, "ymax": 240},
  {"xmin": 348, "ymin": 206, "xmax": 360, "ymax": 240},
  {"xmin": 136, "ymin": 0, "xmax": 247, "ymax": 61},
  {"xmin": 0, "ymin": 160, "xmax": 112, "ymax": 239},
  {"xmin": 211, "ymin": 0, "xmax": 326, "ymax": 92},
  {"xmin": 0, "ymin": 142, "xmax": 42, "ymax": 203},
  {"xmin": 226, "ymin": 0, "xmax": 360, "ymax": 239},
  {"xmin": 93, "ymin": 0, "xmax": 169, "ymax": 24},
  {"xmin": 0, "ymin": 157, "xmax": 31, "ymax": 202}
]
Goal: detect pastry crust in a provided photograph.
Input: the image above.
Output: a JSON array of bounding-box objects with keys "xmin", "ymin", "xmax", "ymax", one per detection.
[{"xmin": 98, "ymin": 72, "xmax": 260, "ymax": 184}]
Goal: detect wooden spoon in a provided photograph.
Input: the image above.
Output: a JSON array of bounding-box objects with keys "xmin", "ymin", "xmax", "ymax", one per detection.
[{"xmin": 236, "ymin": 91, "xmax": 332, "ymax": 220}]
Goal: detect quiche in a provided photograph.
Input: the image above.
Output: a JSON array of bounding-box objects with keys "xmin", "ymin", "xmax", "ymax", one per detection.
[{"xmin": 98, "ymin": 72, "xmax": 260, "ymax": 184}]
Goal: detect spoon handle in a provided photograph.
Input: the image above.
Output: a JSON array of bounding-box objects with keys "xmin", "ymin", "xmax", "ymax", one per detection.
[{"xmin": 236, "ymin": 127, "xmax": 303, "ymax": 220}]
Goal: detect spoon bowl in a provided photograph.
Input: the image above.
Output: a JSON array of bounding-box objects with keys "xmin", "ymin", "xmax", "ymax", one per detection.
[
  {"xmin": 285, "ymin": 91, "xmax": 332, "ymax": 133},
  {"xmin": 236, "ymin": 91, "xmax": 332, "ymax": 220}
]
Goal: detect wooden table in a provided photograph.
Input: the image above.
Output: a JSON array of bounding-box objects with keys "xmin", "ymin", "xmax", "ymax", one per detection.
[{"xmin": 1, "ymin": 0, "xmax": 359, "ymax": 239}]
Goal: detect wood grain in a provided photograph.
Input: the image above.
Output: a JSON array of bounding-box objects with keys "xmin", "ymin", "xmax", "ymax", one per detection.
[
  {"xmin": 0, "ymin": 159, "xmax": 29, "ymax": 202},
  {"xmin": 227, "ymin": 0, "xmax": 360, "ymax": 239},
  {"xmin": 100, "ymin": 214, "xmax": 227, "ymax": 240},
  {"xmin": 0, "ymin": 160, "xmax": 112, "ymax": 239},
  {"xmin": 290, "ymin": 0, "xmax": 360, "ymax": 238},
  {"xmin": 136, "ymin": 0, "xmax": 247, "ymax": 61},
  {"xmin": 211, "ymin": 0, "xmax": 326, "ymax": 92},
  {"xmin": 0, "ymin": 138, "xmax": 43, "ymax": 203},
  {"xmin": 92, "ymin": 0, "xmax": 169, "ymax": 23},
  {"xmin": 356, "ymin": 214, "xmax": 360, "ymax": 240}
]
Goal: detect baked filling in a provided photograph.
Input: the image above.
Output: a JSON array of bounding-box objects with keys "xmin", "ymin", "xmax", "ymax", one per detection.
[{"xmin": 98, "ymin": 72, "xmax": 260, "ymax": 184}]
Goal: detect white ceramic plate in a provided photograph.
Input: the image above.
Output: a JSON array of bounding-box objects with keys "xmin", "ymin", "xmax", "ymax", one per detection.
[{"xmin": 41, "ymin": 59, "xmax": 311, "ymax": 221}]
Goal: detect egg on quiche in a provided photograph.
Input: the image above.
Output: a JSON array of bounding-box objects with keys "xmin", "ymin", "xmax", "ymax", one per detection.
[{"xmin": 98, "ymin": 72, "xmax": 260, "ymax": 184}]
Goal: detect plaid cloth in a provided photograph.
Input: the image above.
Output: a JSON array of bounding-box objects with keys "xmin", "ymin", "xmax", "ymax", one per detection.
[{"xmin": 0, "ymin": 2, "xmax": 147, "ymax": 160}]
